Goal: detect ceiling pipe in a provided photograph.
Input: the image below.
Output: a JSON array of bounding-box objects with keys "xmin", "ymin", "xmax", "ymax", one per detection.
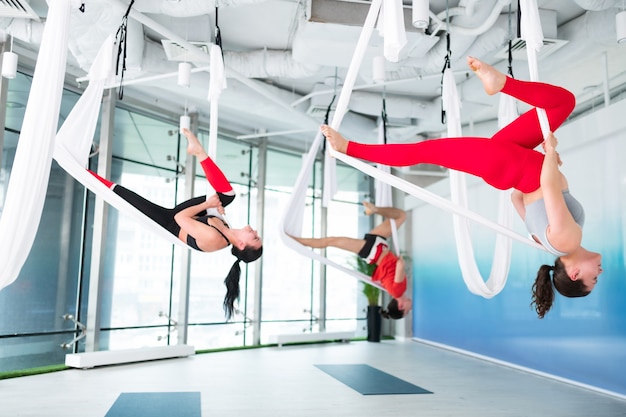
[{"xmin": 132, "ymin": 0, "xmax": 270, "ymax": 16}]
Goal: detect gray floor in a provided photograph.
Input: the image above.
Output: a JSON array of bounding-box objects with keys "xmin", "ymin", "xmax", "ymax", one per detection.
[{"xmin": 2, "ymin": 339, "xmax": 625, "ymax": 417}]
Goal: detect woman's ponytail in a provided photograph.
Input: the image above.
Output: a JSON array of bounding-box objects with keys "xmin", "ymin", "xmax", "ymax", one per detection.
[
  {"xmin": 531, "ymin": 263, "xmax": 555, "ymax": 319},
  {"xmin": 223, "ymin": 259, "xmax": 242, "ymax": 320},
  {"xmin": 222, "ymin": 245, "xmax": 263, "ymax": 320},
  {"xmin": 531, "ymin": 258, "xmax": 590, "ymax": 319}
]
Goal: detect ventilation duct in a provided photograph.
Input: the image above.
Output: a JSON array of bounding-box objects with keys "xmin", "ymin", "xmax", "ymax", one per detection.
[{"xmin": 0, "ymin": 0, "xmax": 39, "ymax": 20}]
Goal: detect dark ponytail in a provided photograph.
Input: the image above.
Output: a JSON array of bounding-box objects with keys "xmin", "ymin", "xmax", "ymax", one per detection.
[
  {"xmin": 222, "ymin": 245, "xmax": 263, "ymax": 320},
  {"xmin": 531, "ymin": 258, "xmax": 590, "ymax": 319},
  {"xmin": 223, "ymin": 259, "xmax": 241, "ymax": 321}
]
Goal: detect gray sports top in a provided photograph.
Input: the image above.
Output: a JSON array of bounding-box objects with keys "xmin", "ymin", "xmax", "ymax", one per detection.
[{"xmin": 524, "ymin": 190, "xmax": 585, "ymax": 256}]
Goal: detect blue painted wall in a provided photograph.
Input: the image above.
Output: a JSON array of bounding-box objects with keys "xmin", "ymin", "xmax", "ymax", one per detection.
[{"xmin": 410, "ymin": 99, "xmax": 626, "ymax": 396}]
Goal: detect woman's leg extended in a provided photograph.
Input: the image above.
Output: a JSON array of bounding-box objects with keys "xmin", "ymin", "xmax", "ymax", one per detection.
[
  {"xmin": 292, "ymin": 236, "xmax": 367, "ymax": 254},
  {"xmin": 181, "ymin": 128, "xmax": 234, "ymax": 195},
  {"xmin": 365, "ymin": 203, "xmax": 406, "ymax": 238},
  {"xmin": 347, "ymin": 137, "xmax": 535, "ymax": 191},
  {"xmin": 467, "ymin": 57, "xmax": 575, "ymax": 148},
  {"xmin": 492, "ymin": 77, "xmax": 575, "ymax": 148}
]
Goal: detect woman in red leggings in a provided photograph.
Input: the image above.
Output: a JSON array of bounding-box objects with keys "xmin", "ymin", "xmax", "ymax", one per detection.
[
  {"xmin": 322, "ymin": 56, "xmax": 602, "ymax": 318},
  {"xmin": 89, "ymin": 129, "xmax": 262, "ymax": 320}
]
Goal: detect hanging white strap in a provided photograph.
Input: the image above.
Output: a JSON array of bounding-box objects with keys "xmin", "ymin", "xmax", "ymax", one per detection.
[
  {"xmin": 444, "ymin": 67, "xmax": 513, "ymax": 298},
  {"xmin": 279, "ymin": 132, "xmax": 385, "ymax": 291},
  {"xmin": 520, "ymin": 0, "xmax": 550, "ymax": 137},
  {"xmin": 53, "ymin": 36, "xmax": 193, "ymax": 251},
  {"xmin": 207, "ymin": 43, "xmax": 227, "ymax": 160},
  {"xmin": 279, "ymin": 0, "xmax": 386, "ymax": 291},
  {"xmin": 324, "ymin": 0, "xmax": 384, "ymax": 206},
  {"xmin": 377, "ymin": 0, "xmax": 408, "ymax": 62},
  {"xmin": 374, "ymin": 118, "xmax": 400, "ymax": 256}
]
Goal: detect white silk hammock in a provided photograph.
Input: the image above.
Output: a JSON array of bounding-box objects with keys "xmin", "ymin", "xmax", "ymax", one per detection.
[
  {"xmin": 1, "ymin": 14, "xmax": 229, "ymax": 293},
  {"xmin": 281, "ymin": 0, "xmax": 550, "ymax": 298},
  {"xmin": 444, "ymin": 66, "xmax": 515, "ymax": 297},
  {"xmin": 279, "ymin": 0, "xmax": 390, "ymax": 291},
  {"xmin": 55, "ymin": 40, "xmax": 228, "ymax": 248},
  {"xmin": 375, "ymin": 114, "xmax": 401, "ymax": 257},
  {"xmin": 53, "ymin": 35, "xmax": 194, "ymax": 251}
]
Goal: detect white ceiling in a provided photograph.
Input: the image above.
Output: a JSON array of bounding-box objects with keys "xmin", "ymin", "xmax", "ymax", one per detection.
[{"xmin": 3, "ymin": 0, "xmax": 626, "ymax": 179}]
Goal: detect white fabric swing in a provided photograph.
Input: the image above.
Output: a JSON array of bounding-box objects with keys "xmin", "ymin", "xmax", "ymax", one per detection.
[
  {"xmin": 281, "ymin": 0, "xmax": 553, "ymax": 298},
  {"xmin": 54, "ymin": 40, "xmax": 229, "ymax": 249},
  {"xmin": 279, "ymin": 0, "xmax": 388, "ymax": 291},
  {"xmin": 0, "ymin": 0, "xmax": 73, "ymax": 290},
  {"xmin": 0, "ymin": 2, "xmax": 229, "ymax": 290},
  {"xmin": 53, "ymin": 35, "xmax": 195, "ymax": 251},
  {"xmin": 444, "ymin": 67, "xmax": 516, "ymax": 298}
]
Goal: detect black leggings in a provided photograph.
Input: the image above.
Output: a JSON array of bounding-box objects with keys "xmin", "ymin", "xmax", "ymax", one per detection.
[{"xmin": 113, "ymin": 186, "xmax": 234, "ymax": 237}]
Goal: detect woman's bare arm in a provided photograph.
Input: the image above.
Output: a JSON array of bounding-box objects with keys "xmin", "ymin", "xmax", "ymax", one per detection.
[
  {"xmin": 174, "ymin": 198, "xmax": 227, "ymax": 251},
  {"xmin": 540, "ymin": 133, "xmax": 581, "ymax": 252},
  {"xmin": 394, "ymin": 256, "xmax": 406, "ymax": 283}
]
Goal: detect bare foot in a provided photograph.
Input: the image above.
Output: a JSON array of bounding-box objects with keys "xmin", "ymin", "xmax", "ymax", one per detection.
[
  {"xmin": 320, "ymin": 124, "xmax": 348, "ymax": 154},
  {"xmin": 362, "ymin": 201, "xmax": 378, "ymax": 216},
  {"xmin": 182, "ymin": 128, "xmax": 207, "ymax": 158},
  {"xmin": 467, "ymin": 56, "xmax": 505, "ymax": 95}
]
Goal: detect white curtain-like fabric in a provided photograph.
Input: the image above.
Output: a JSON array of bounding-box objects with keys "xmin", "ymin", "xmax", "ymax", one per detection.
[
  {"xmin": 279, "ymin": 132, "xmax": 386, "ymax": 291},
  {"xmin": 377, "ymin": 0, "xmax": 408, "ymax": 62},
  {"xmin": 0, "ymin": 0, "xmax": 73, "ymax": 290},
  {"xmin": 444, "ymin": 67, "xmax": 514, "ymax": 298},
  {"xmin": 207, "ymin": 43, "xmax": 227, "ymax": 160},
  {"xmin": 280, "ymin": 0, "xmax": 386, "ymax": 291},
  {"xmin": 53, "ymin": 36, "xmax": 194, "ymax": 251},
  {"xmin": 520, "ymin": 0, "xmax": 550, "ymax": 136}
]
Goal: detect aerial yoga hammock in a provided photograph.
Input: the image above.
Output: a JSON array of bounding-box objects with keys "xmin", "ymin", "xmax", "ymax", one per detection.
[
  {"xmin": 280, "ymin": 0, "xmax": 569, "ymax": 300},
  {"xmin": 0, "ymin": 0, "xmax": 243, "ymax": 294}
]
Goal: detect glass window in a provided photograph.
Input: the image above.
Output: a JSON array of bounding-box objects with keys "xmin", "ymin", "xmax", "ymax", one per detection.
[{"xmin": 0, "ymin": 74, "xmax": 86, "ymax": 372}]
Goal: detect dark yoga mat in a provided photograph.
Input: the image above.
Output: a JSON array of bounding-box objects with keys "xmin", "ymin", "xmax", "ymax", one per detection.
[
  {"xmin": 105, "ymin": 392, "xmax": 201, "ymax": 417},
  {"xmin": 315, "ymin": 364, "xmax": 432, "ymax": 395}
]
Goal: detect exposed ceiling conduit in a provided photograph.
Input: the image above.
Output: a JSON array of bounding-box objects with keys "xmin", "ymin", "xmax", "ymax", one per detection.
[
  {"xmin": 431, "ymin": 0, "xmax": 512, "ymax": 37},
  {"xmin": 132, "ymin": 0, "xmax": 270, "ymax": 16},
  {"xmin": 521, "ymin": 8, "xmax": 619, "ymax": 77},
  {"xmin": 348, "ymin": 91, "xmax": 437, "ymax": 119},
  {"xmin": 223, "ymin": 49, "xmax": 320, "ymax": 79}
]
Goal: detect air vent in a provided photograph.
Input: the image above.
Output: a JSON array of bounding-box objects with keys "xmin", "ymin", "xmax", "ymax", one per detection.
[
  {"xmin": 161, "ymin": 40, "xmax": 211, "ymax": 63},
  {"xmin": 0, "ymin": 0, "xmax": 39, "ymax": 20},
  {"xmin": 495, "ymin": 38, "xmax": 568, "ymax": 61},
  {"xmin": 306, "ymin": 83, "xmax": 336, "ymax": 116}
]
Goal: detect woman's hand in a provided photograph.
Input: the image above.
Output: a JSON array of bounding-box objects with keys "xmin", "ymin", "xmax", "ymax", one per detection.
[
  {"xmin": 205, "ymin": 194, "xmax": 224, "ymax": 214},
  {"xmin": 542, "ymin": 132, "xmax": 562, "ymax": 166}
]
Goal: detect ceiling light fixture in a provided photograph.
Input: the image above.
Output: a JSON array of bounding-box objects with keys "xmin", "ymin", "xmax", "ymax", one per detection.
[
  {"xmin": 412, "ymin": 0, "xmax": 429, "ymax": 29},
  {"xmin": 616, "ymin": 10, "xmax": 626, "ymax": 44},
  {"xmin": 372, "ymin": 56, "xmax": 386, "ymax": 84},
  {"xmin": 178, "ymin": 61, "xmax": 191, "ymax": 87},
  {"xmin": 2, "ymin": 35, "xmax": 17, "ymax": 79}
]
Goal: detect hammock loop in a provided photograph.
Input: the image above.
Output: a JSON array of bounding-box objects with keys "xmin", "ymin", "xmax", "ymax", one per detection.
[{"xmin": 114, "ymin": 0, "xmax": 135, "ymax": 100}]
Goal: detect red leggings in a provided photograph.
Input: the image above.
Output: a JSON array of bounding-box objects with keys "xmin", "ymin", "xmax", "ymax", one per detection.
[
  {"xmin": 88, "ymin": 155, "xmax": 233, "ymax": 194},
  {"xmin": 346, "ymin": 77, "xmax": 575, "ymax": 193}
]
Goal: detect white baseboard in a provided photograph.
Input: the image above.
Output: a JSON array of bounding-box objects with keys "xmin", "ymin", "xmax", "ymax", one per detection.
[
  {"xmin": 65, "ymin": 344, "xmax": 195, "ymax": 369},
  {"xmin": 268, "ymin": 331, "xmax": 354, "ymax": 347}
]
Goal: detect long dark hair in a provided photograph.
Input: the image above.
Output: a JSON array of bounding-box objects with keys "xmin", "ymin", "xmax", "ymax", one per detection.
[
  {"xmin": 380, "ymin": 299, "xmax": 404, "ymax": 320},
  {"xmin": 531, "ymin": 258, "xmax": 591, "ymax": 318},
  {"xmin": 223, "ymin": 245, "xmax": 263, "ymax": 320}
]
